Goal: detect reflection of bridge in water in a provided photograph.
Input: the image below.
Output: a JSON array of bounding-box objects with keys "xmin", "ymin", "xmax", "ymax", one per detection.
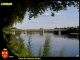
[{"xmin": 22, "ymin": 29, "xmax": 67, "ymax": 36}]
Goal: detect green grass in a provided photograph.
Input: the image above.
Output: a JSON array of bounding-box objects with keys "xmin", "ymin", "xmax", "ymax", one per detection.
[{"xmin": 3, "ymin": 32, "xmax": 35, "ymax": 57}]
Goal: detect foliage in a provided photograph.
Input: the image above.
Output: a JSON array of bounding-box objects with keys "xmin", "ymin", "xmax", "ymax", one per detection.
[
  {"xmin": 1, "ymin": 1, "xmax": 79, "ymax": 29},
  {"xmin": 15, "ymin": 30, "xmax": 22, "ymax": 36},
  {"xmin": 38, "ymin": 35, "xmax": 52, "ymax": 57},
  {"xmin": 54, "ymin": 27, "xmax": 58, "ymax": 29},
  {"xmin": 40, "ymin": 28, "xmax": 43, "ymax": 30},
  {"xmin": 42, "ymin": 35, "xmax": 52, "ymax": 57},
  {"xmin": 59, "ymin": 47, "xmax": 66, "ymax": 57},
  {"xmin": 38, "ymin": 35, "xmax": 71, "ymax": 57},
  {"xmin": 38, "ymin": 45, "xmax": 42, "ymax": 57},
  {"xmin": 53, "ymin": 47, "xmax": 70, "ymax": 57},
  {"xmin": 11, "ymin": 27, "xmax": 17, "ymax": 29},
  {"xmin": 66, "ymin": 26, "xmax": 79, "ymax": 33},
  {"xmin": 3, "ymin": 27, "xmax": 22, "ymax": 36},
  {"xmin": 3, "ymin": 32, "xmax": 35, "ymax": 57},
  {"xmin": 2, "ymin": 26, "xmax": 11, "ymax": 32},
  {"xmin": 54, "ymin": 26, "xmax": 79, "ymax": 33}
]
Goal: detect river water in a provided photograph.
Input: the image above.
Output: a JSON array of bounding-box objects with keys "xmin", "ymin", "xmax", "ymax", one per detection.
[{"xmin": 20, "ymin": 33, "xmax": 79, "ymax": 57}]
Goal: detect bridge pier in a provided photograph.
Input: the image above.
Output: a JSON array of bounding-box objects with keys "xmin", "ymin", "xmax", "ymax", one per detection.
[
  {"xmin": 42, "ymin": 30, "xmax": 44, "ymax": 36},
  {"xmin": 24, "ymin": 31, "xmax": 27, "ymax": 36},
  {"xmin": 59, "ymin": 29, "xmax": 61, "ymax": 36}
]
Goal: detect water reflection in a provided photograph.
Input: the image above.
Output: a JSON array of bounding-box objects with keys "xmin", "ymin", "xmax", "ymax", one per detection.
[
  {"xmin": 20, "ymin": 32, "xmax": 79, "ymax": 57},
  {"xmin": 39, "ymin": 32, "xmax": 44, "ymax": 36},
  {"xmin": 53, "ymin": 34, "xmax": 79, "ymax": 40},
  {"xmin": 22, "ymin": 32, "xmax": 79, "ymax": 40}
]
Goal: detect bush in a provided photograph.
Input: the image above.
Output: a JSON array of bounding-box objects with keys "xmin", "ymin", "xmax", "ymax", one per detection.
[{"xmin": 3, "ymin": 32, "xmax": 35, "ymax": 57}]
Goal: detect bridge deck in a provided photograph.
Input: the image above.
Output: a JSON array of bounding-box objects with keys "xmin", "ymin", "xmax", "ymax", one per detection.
[{"xmin": 22, "ymin": 29, "xmax": 67, "ymax": 32}]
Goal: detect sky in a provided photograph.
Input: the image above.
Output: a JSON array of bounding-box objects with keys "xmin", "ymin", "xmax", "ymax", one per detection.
[{"xmin": 13, "ymin": 6, "xmax": 79, "ymax": 29}]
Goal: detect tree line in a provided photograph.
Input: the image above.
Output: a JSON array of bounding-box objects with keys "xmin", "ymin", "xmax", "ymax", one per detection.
[{"xmin": 54, "ymin": 26, "xmax": 79, "ymax": 33}]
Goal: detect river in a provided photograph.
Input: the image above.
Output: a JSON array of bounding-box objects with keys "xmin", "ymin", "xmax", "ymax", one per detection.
[{"xmin": 19, "ymin": 32, "xmax": 79, "ymax": 57}]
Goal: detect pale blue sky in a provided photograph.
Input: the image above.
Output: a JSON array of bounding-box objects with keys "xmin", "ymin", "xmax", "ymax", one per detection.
[{"xmin": 13, "ymin": 6, "xmax": 79, "ymax": 29}]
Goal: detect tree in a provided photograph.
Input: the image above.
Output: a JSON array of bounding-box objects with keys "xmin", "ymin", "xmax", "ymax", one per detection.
[
  {"xmin": 40, "ymin": 28, "xmax": 43, "ymax": 30},
  {"xmin": 54, "ymin": 27, "xmax": 58, "ymax": 29},
  {"xmin": 38, "ymin": 45, "xmax": 42, "ymax": 57},
  {"xmin": 11, "ymin": 27, "xmax": 17, "ymax": 29},
  {"xmin": 64, "ymin": 27, "xmax": 66, "ymax": 29},
  {"xmin": 1, "ymin": 1, "xmax": 79, "ymax": 29},
  {"xmin": 77, "ymin": 26, "xmax": 79, "ymax": 33}
]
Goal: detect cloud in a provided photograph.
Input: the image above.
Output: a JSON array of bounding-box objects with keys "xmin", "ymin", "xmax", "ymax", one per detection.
[
  {"xmin": 55, "ymin": 13, "xmax": 66, "ymax": 19},
  {"xmin": 57, "ymin": 16, "xmax": 66, "ymax": 19},
  {"xmin": 39, "ymin": 12, "xmax": 66, "ymax": 19},
  {"xmin": 71, "ymin": 16, "xmax": 79, "ymax": 19},
  {"xmin": 39, "ymin": 13, "xmax": 50, "ymax": 17},
  {"xmin": 44, "ymin": 13, "xmax": 50, "ymax": 15},
  {"xmin": 55, "ymin": 13, "xmax": 62, "ymax": 16},
  {"xmin": 67, "ymin": 16, "xmax": 79, "ymax": 20},
  {"xmin": 29, "ymin": 12, "xmax": 66, "ymax": 24},
  {"xmin": 30, "ymin": 20, "xmax": 61, "ymax": 23}
]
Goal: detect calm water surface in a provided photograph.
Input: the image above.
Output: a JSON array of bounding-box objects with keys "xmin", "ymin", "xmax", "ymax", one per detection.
[{"xmin": 20, "ymin": 33, "xmax": 79, "ymax": 57}]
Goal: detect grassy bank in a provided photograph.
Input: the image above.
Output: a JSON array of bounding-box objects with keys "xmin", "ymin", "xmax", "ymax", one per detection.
[{"xmin": 3, "ymin": 32, "xmax": 35, "ymax": 57}]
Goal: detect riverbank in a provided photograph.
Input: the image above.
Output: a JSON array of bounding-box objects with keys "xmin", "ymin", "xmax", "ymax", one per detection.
[{"xmin": 3, "ymin": 32, "xmax": 36, "ymax": 57}]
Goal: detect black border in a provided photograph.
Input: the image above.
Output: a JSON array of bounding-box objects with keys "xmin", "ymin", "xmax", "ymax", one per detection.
[{"xmin": 0, "ymin": 1, "xmax": 80, "ymax": 60}]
